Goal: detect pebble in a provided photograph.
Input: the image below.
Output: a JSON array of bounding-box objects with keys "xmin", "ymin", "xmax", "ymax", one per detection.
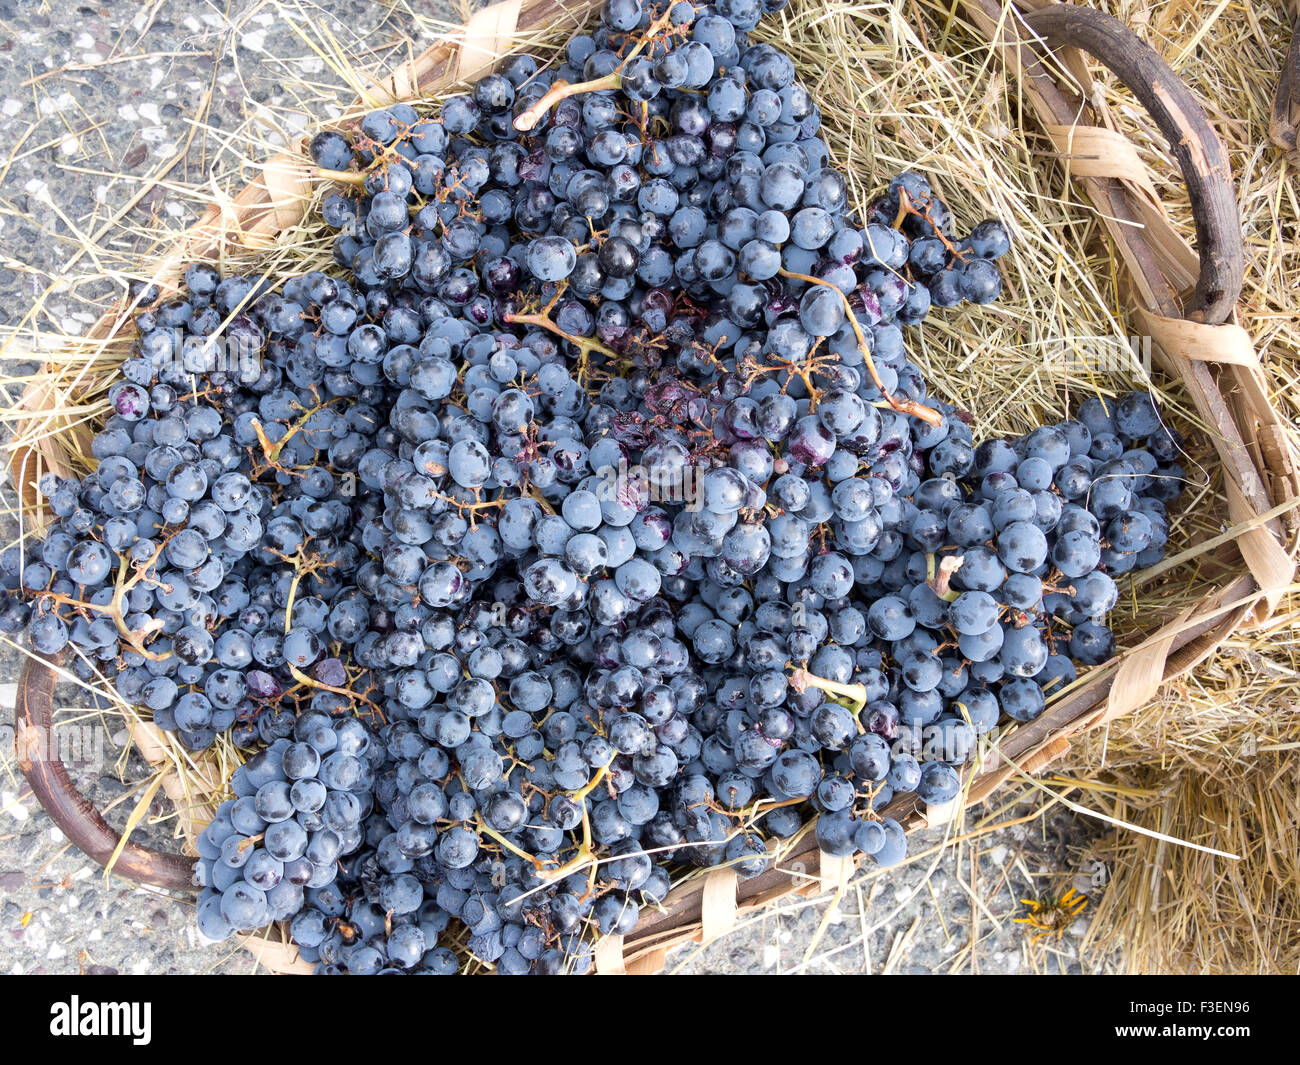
[
  {"xmin": 1, "ymin": 793, "xmax": 29, "ymax": 822},
  {"xmin": 36, "ymin": 91, "xmax": 76, "ymax": 115},
  {"xmin": 23, "ymin": 923, "xmax": 48, "ymax": 954}
]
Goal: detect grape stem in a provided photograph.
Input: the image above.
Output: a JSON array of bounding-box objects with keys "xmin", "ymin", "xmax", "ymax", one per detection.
[
  {"xmin": 287, "ymin": 663, "xmax": 386, "ymax": 723},
  {"xmin": 503, "ymin": 282, "xmax": 618, "ymax": 387},
  {"xmin": 474, "ymin": 816, "xmax": 541, "ymax": 864},
  {"xmin": 926, "ymin": 552, "xmax": 964, "ymax": 601},
  {"xmin": 314, "ymin": 168, "xmax": 366, "ymax": 186},
  {"xmin": 524, "ymin": 486, "xmax": 557, "ymax": 515},
  {"xmin": 788, "ymin": 667, "xmax": 869, "ymax": 716},
  {"xmin": 855, "ymin": 780, "xmax": 887, "ymax": 823},
  {"xmin": 427, "ymin": 488, "xmax": 508, "ymax": 529},
  {"xmin": 740, "ymin": 344, "xmax": 843, "ymax": 411},
  {"xmin": 474, "ymin": 758, "xmax": 617, "ymax": 892},
  {"xmin": 567, "ymin": 757, "xmax": 616, "ymax": 805},
  {"xmin": 743, "ymin": 794, "xmax": 804, "ymax": 828},
  {"xmin": 512, "ymin": 6, "xmax": 681, "ymax": 132},
  {"xmin": 892, "ymin": 191, "xmax": 911, "ymax": 229},
  {"xmin": 236, "ymin": 832, "xmax": 265, "ymax": 853},
  {"xmin": 249, "ymin": 395, "xmax": 339, "ymax": 468},
  {"xmin": 514, "ymin": 72, "xmax": 623, "ymax": 132},
  {"xmin": 892, "ymin": 187, "xmax": 968, "ymax": 260},
  {"xmin": 271, "ymin": 540, "xmax": 336, "ymax": 635},
  {"xmin": 777, "ymin": 269, "xmax": 943, "ymax": 427},
  {"xmin": 39, "ymin": 542, "xmax": 170, "ymax": 661}
]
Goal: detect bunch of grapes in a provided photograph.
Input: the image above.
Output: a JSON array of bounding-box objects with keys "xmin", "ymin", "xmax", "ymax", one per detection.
[{"xmin": 0, "ymin": 0, "xmax": 1185, "ymax": 974}]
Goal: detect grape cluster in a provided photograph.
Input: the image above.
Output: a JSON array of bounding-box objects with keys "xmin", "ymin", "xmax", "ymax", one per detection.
[
  {"xmin": 1, "ymin": 0, "xmax": 1185, "ymax": 974},
  {"xmin": 194, "ymin": 720, "xmax": 376, "ymax": 943}
]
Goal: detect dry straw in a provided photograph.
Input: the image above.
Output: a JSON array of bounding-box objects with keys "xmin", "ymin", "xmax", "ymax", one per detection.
[{"xmin": 2, "ymin": 0, "xmax": 1298, "ymax": 973}]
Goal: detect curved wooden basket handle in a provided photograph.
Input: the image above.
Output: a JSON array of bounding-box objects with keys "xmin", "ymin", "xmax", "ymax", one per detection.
[
  {"xmin": 1020, "ymin": 3, "xmax": 1244, "ymax": 325},
  {"xmin": 13, "ymin": 652, "xmax": 195, "ymax": 892},
  {"xmin": 1271, "ymin": 14, "xmax": 1300, "ymax": 164}
]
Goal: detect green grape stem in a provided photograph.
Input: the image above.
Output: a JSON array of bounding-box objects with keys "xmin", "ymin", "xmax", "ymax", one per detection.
[
  {"xmin": 512, "ymin": 5, "xmax": 681, "ymax": 132},
  {"xmin": 788, "ymin": 668, "xmax": 869, "ymax": 715}
]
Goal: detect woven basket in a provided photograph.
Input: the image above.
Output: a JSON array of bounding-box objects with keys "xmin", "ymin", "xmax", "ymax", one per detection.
[{"xmin": 10, "ymin": 0, "xmax": 1299, "ymax": 975}]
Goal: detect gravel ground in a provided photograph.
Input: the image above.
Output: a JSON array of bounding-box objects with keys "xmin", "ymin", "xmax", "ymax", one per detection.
[{"xmin": 0, "ymin": 0, "xmax": 1101, "ymax": 976}]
